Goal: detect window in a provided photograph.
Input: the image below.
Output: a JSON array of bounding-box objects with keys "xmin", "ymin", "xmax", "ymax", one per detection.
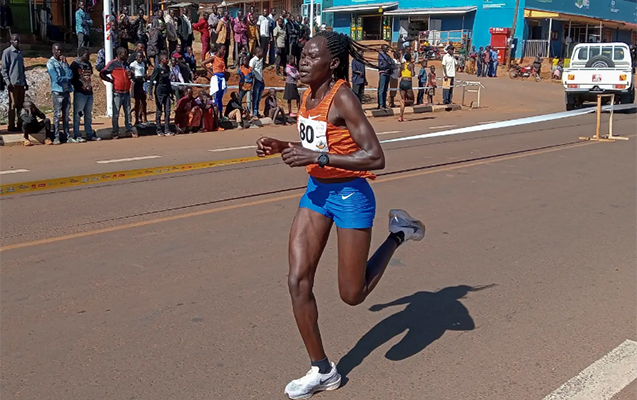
[
  {"xmin": 613, "ymin": 47, "xmax": 625, "ymax": 60},
  {"xmin": 601, "ymin": 46, "xmax": 612, "ymax": 58},
  {"xmin": 577, "ymin": 47, "xmax": 588, "ymax": 60},
  {"xmin": 590, "ymin": 46, "xmax": 601, "ymax": 58}
]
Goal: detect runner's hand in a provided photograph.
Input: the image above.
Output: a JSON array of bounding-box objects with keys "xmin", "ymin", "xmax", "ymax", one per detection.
[
  {"xmin": 281, "ymin": 143, "xmax": 318, "ymax": 167},
  {"xmin": 256, "ymin": 136, "xmax": 284, "ymax": 156}
]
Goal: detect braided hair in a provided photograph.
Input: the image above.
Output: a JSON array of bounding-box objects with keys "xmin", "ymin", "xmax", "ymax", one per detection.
[{"xmin": 314, "ymin": 31, "xmax": 380, "ymax": 82}]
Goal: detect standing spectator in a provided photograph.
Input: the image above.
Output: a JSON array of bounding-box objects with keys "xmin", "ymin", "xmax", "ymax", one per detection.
[
  {"xmin": 249, "ymin": 48, "xmax": 265, "ymax": 117},
  {"xmin": 246, "ymin": 13, "xmax": 259, "ymax": 57},
  {"xmin": 132, "ymin": 7, "xmax": 147, "ymax": 45},
  {"xmin": 127, "ymin": 41, "xmax": 148, "ymax": 63},
  {"xmin": 46, "ymin": 43, "xmax": 73, "ymax": 144},
  {"xmin": 129, "ymin": 51, "xmax": 148, "ymax": 126},
  {"xmin": 1, "ymin": 34, "xmax": 27, "ymax": 133},
  {"xmin": 441, "ymin": 45, "xmax": 457, "ymax": 104},
  {"xmin": 169, "ymin": 55, "xmax": 185, "ymax": 99},
  {"xmin": 490, "ymin": 46, "xmax": 499, "ymax": 77},
  {"xmin": 183, "ymin": 46, "xmax": 197, "ymax": 73},
  {"xmin": 149, "ymin": 53, "xmax": 174, "ymax": 136},
  {"xmin": 100, "ymin": 47, "xmax": 134, "ymax": 139},
  {"xmin": 273, "ymin": 18, "xmax": 286, "ymax": 75},
  {"xmin": 39, "ymin": 3, "xmax": 51, "ymax": 41},
  {"xmin": 175, "ymin": 87, "xmax": 202, "ymax": 133},
  {"xmin": 257, "ymin": 8, "xmax": 272, "ymax": 65},
  {"xmin": 118, "ymin": 7, "xmax": 132, "ymax": 50},
  {"xmin": 75, "ymin": 1, "xmax": 92, "ymax": 48},
  {"xmin": 351, "ymin": 57, "xmax": 366, "ymax": 104},
  {"xmin": 20, "ymin": 101, "xmax": 52, "ymax": 146},
  {"xmin": 476, "ymin": 46, "xmax": 484, "ymax": 77},
  {"xmin": 216, "ymin": 12, "xmax": 231, "ymax": 67},
  {"xmin": 178, "ymin": 7, "xmax": 193, "ymax": 49},
  {"xmin": 247, "ymin": 6, "xmax": 256, "ymax": 20},
  {"xmin": 482, "ymin": 46, "xmax": 491, "ymax": 77},
  {"xmin": 468, "ymin": 45, "xmax": 477, "ymax": 75},
  {"xmin": 238, "ymin": 56, "xmax": 254, "ymax": 111},
  {"xmin": 203, "ymin": 44, "xmax": 227, "ymax": 114},
  {"xmin": 207, "ymin": 5, "xmax": 219, "ymax": 45},
  {"xmin": 70, "ymin": 47, "xmax": 95, "ymax": 142},
  {"xmin": 377, "ymin": 44, "xmax": 392, "ymax": 109},
  {"xmin": 232, "ymin": 10, "xmax": 247, "ymax": 69},
  {"xmin": 193, "ymin": 12, "xmax": 210, "ymax": 62},
  {"xmin": 416, "ymin": 59, "xmax": 427, "ymax": 105},
  {"xmin": 267, "ymin": 9, "xmax": 277, "ymax": 65},
  {"xmin": 284, "ymin": 57, "xmax": 300, "ymax": 116},
  {"xmin": 388, "ymin": 51, "xmax": 400, "ymax": 108},
  {"xmin": 426, "ymin": 65, "xmax": 437, "ymax": 105},
  {"xmin": 165, "ymin": 8, "xmax": 179, "ymax": 55},
  {"xmin": 147, "ymin": 25, "xmax": 165, "ymax": 67},
  {"xmin": 284, "ymin": 12, "xmax": 299, "ymax": 65}
]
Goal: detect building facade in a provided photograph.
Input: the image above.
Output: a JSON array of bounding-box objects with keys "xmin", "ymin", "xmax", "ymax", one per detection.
[{"xmin": 323, "ymin": 0, "xmax": 637, "ymax": 58}]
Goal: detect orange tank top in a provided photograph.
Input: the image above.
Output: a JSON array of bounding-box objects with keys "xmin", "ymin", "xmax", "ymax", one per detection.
[{"xmin": 298, "ymin": 79, "xmax": 376, "ymax": 180}]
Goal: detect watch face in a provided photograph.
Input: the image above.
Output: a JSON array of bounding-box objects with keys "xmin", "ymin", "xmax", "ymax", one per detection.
[{"xmin": 318, "ymin": 153, "xmax": 328, "ymax": 166}]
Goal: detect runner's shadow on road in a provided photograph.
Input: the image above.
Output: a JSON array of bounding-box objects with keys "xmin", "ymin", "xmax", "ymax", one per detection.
[{"xmin": 337, "ymin": 284, "xmax": 496, "ymax": 385}]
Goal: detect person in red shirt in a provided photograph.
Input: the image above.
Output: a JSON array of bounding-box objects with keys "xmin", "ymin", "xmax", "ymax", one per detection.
[
  {"xmin": 193, "ymin": 12, "xmax": 210, "ymax": 62},
  {"xmin": 175, "ymin": 87, "xmax": 202, "ymax": 133},
  {"xmin": 100, "ymin": 46, "xmax": 134, "ymax": 138}
]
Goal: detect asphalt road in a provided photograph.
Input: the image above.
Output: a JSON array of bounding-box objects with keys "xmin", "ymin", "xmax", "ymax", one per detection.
[{"xmin": 1, "ymin": 109, "xmax": 636, "ymax": 400}]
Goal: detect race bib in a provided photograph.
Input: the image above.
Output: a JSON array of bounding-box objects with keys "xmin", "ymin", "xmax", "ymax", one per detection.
[{"xmin": 297, "ymin": 115, "xmax": 329, "ymax": 152}]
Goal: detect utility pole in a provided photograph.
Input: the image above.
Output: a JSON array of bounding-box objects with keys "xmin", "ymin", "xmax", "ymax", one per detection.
[
  {"xmin": 505, "ymin": 0, "xmax": 521, "ymax": 69},
  {"xmin": 104, "ymin": 0, "xmax": 113, "ymax": 117}
]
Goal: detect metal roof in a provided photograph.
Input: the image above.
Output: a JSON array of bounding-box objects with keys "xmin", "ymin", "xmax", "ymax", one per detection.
[
  {"xmin": 322, "ymin": 2, "xmax": 398, "ymax": 13},
  {"xmin": 383, "ymin": 6, "xmax": 477, "ymax": 15}
]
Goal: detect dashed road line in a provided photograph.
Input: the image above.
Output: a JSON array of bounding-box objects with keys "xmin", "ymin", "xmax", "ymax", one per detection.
[
  {"xmin": 377, "ymin": 131, "xmax": 403, "ymax": 135},
  {"xmin": 209, "ymin": 145, "xmax": 258, "ymax": 152},
  {"xmin": 429, "ymin": 125, "xmax": 457, "ymax": 129},
  {"xmin": 543, "ymin": 339, "xmax": 637, "ymax": 400},
  {"xmin": 0, "ymin": 169, "xmax": 30, "ymax": 175},
  {"xmin": 96, "ymin": 155, "xmax": 162, "ymax": 164}
]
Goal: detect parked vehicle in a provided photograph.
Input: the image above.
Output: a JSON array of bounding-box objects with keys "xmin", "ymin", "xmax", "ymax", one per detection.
[
  {"xmin": 509, "ymin": 61, "xmax": 542, "ymax": 82},
  {"xmin": 562, "ymin": 42, "xmax": 635, "ymax": 110}
]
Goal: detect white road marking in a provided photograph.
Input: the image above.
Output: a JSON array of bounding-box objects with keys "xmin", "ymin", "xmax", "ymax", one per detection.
[
  {"xmin": 543, "ymin": 339, "xmax": 637, "ymax": 400},
  {"xmin": 380, "ymin": 108, "xmax": 599, "ymax": 144},
  {"xmin": 0, "ymin": 169, "xmax": 29, "ymax": 175},
  {"xmin": 478, "ymin": 120, "xmax": 500, "ymax": 124},
  {"xmin": 96, "ymin": 155, "xmax": 162, "ymax": 164},
  {"xmin": 429, "ymin": 125, "xmax": 457, "ymax": 129},
  {"xmin": 209, "ymin": 145, "xmax": 257, "ymax": 152},
  {"xmin": 376, "ymin": 131, "xmax": 403, "ymax": 136}
]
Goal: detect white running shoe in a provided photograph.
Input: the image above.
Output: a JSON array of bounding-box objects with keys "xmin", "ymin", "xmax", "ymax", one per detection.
[
  {"xmin": 389, "ymin": 209, "xmax": 426, "ymax": 242},
  {"xmin": 284, "ymin": 362, "xmax": 341, "ymax": 399}
]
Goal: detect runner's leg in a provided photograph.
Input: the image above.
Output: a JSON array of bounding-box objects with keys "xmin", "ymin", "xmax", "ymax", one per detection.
[{"xmin": 288, "ymin": 207, "xmax": 333, "ymax": 362}]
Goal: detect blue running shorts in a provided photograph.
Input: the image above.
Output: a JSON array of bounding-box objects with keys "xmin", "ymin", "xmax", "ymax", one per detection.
[{"xmin": 299, "ymin": 176, "xmax": 376, "ymax": 229}]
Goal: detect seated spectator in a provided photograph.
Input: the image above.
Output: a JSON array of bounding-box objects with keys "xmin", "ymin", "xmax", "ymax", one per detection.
[
  {"xmin": 20, "ymin": 100, "xmax": 53, "ymax": 146},
  {"xmin": 175, "ymin": 87, "xmax": 202, "ymax": 133},
  {"xmin": 196, "ymin": 91, "xmax": 220, "ymax": 132},
  {"xmin": 173, "ymin": 43, "xmax": 184, "ymax": 58},
  {"xmin": 263, "ymin": 88, "xmax": 286, "ymax": 125},
  {"xmin": 224, "ymin": 92, "xmax": 249, "ymax": 130}
]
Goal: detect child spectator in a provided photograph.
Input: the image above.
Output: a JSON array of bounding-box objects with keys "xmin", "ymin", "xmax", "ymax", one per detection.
[
  {"xmin": 224, "ymin": 91, "xmax": 249, "ymax": 130},
  {"xmin": 169, "ymin": 55, "xmax": 184, "ymax": 99},
  {"xmin": 129, "ymin": 51, "xmax": 148, "ymax": 125},
  {"xmin": 284, "ymin": 57, "xmax": 300, "ymax": 117},
  {"xmin": 416, "ymin": 59, "xmax": 427, "ymax": 105},
  {"xmin": 196, "ymin": 91, "xmax": 220, "ymax": 132},
  {"xmin": 249, "ymin": 48, "xmax": 264, "ymax": 117},
  {"xmin": 175, "ymin": 87, "xmax": 202, "ymax": 133},
  {"xmin": 263, "ymin": 88, "xmax": 285, "ymax": 125},
  {"xmin": 20, "ymin": 100, "xmax": 52, "ymax": 146},
  {"xmin": 238, "ymin": 56, "xmax": 254, "ymax": 113},
  {"xmin": 426, "ymin": 65, "xmax": 437, "ymax": 105}
]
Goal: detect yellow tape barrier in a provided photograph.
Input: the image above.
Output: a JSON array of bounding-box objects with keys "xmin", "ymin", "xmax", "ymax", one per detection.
[{"xmin": 0, "ymin": 155, "xmax": 275, "ymax": 196}]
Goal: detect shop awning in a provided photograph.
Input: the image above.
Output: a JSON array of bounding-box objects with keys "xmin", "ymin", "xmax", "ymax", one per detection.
[
  {"xmin": 322, "ymin": 2, "xmax": 398, "ymax": 13},
  {"xmin": 524, "ymin": 8, "xmax": 637, "ymax": 29},
  {"xmin": 384, "ymin": 6, "xmax": 477, "ymax": 16}
]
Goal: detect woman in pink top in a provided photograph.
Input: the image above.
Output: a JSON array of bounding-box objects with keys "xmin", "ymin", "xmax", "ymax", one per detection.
[
  {"xmin": 232, "ymin": 10, "xmax": 248, "ymax": 68},
  {"xmin": 284, "ymin": 57, "xmax": 301, "ymax": 116}
]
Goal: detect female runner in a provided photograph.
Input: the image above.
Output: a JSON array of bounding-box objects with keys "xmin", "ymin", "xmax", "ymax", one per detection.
[{"xmin": 256, "ymin": 31, "xmax": 425, "ymax": 400}]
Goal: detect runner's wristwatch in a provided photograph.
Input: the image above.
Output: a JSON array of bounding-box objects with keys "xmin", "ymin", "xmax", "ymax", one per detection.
[{"xmin": 317, "ymin": 153, "xmax": 329, "ymax": 168}]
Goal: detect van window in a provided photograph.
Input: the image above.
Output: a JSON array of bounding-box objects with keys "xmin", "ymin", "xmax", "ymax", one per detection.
[
  {"xmin": 602, "ymin": 46, "xmax": 612, "ymax": 58},
  {"xmin": 613, "ymin": 47, "xmax": 625, "ymax": 60},
  {"xmin": 590, "ymin": 46, "xmax": 601, "ymax": 58},
  {"xmin": 577, "ymin": 47, "xmax": 588, "ymax": 60}
]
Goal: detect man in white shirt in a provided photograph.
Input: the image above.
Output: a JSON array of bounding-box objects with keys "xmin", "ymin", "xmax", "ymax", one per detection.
[
  {"xmin": 249, "ymin": 48, "xmax": 265, "ymax": 117},
  {"xmin": 441, "ymin": 45, "xmax": 457, "ymax": 104},
  {"xmin": 257, "ymin": 8, "xmax": 272, "ymax": 65}
]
